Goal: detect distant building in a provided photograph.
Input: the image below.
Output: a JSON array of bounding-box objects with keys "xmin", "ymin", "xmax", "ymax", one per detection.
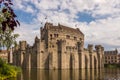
[
  {"xmin": 0, "ymin": 50, "xmax": 8, "ymax": 63},
  {"xmin": 104, "ymin": 49, "xmax": 118, "ymax": 64},
  {"xmin": 117, "ymin": 54, "xmax": 120, "ymax": 64}
]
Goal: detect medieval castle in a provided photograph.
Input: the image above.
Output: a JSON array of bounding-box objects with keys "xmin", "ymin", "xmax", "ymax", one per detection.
[{"xmin": 12, "ymin": 22, "xmax": 104, "ymax": 69}]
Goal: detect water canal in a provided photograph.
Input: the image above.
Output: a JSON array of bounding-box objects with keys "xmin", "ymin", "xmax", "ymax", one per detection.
[{"xmin": 11, "ymin": 68, "xmax": 120, "ymax": 80}]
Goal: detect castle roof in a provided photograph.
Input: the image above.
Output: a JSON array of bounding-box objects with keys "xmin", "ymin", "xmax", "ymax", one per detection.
[
  {"xmin": 44, "ymin": 22, "xmax": 84, "ymax": 36},
  {"xmin": 59, "ymin": 24, "xmax": 84, "ymax": 35}
]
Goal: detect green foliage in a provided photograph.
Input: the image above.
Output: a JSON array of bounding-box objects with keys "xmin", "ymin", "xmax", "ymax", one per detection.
[
  {"xmin": 0, "ymin": 58, "xmax": 4, "ymax": 67},
  {"xmin": 0, "ymin": 0, "xmax": 20, "ymax": 31},
  {"xmin": 0, "ymin": 58, "xmax": 21, "ymax": 80},
  {"xmin": 0, "ymin": 28, "xmax": 19, "ymax": 50},
  {"xmin": 0, "ymin": 0, "xmax": 19, "ymax": 50},
  {"xmin": 104, "ymin": 64, "xmax": 120, "ymax": 68}
]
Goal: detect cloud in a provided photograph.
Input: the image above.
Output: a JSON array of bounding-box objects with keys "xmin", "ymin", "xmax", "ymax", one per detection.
[
  {"xmin": 14, "ymin": 22, "xmax": 41, "ymax": 45},
  {"xmin": 13, "ymin": 0, "xmax": 120, "ymax": 51},
  {"xmin": 80, "ymin": 17, "xmax": 120, "ymax": 50},
  {"xmin": 13, "ymin": 0, "xmax": 36, "ymax": 14}
]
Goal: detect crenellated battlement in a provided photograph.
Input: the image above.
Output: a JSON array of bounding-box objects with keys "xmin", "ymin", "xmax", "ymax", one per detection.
[
  {"xmin": 95, "ymin": 45, "xmax": 104, "ymax": 53},
  {"xmin": 44, "ymin": 22, "xmax": 53, "ymax": 29},
  {"xmin": 88, "ymin": 44, "xmax": 93, "ymax": 53},
  {"xmin": 84, "ymin": 44, "xmax": 104, "ymax": 54}
]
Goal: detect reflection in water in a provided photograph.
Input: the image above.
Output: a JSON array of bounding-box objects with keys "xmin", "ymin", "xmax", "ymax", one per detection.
[
  {"xmin": 104, "ymin": 68, "xmax": 120, "ymax": 80},
  {"xmin": 16, "ymin": 69, "xmax": 120, "ymax": 80}
]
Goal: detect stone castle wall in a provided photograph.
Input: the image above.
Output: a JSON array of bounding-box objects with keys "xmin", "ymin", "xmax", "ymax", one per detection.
[{"xmin": 12, "ymin": 22, "xmax": 104, "ymax": 69}]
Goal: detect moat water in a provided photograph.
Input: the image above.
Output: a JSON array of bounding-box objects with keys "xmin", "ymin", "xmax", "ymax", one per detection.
[{"xmin": 10, "ymin": 68, "xmax": 120, "ymax": 80}]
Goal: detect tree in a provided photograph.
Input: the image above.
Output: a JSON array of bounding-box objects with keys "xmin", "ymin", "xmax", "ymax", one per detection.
[
  {"xmin": 0, "ymin": 28, "xmax": 19, "ymax": 50},
  {"xmin": 0, "ymin": 0, "xmax": 20, "ymax": 49},
  {"xmin": 0, "ymin": 0, "xmax": 20, "ymax": 31}
]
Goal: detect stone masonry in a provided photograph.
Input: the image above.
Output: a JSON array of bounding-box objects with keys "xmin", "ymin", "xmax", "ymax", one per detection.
[{"xmin": 12, "ymin": 22, "xmax": 104, "ymax": 69}]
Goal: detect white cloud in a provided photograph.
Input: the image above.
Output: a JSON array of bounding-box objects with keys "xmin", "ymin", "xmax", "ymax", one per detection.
[
  {"xmin": 24, "ymin": 5, "xmax": 34, "ymax": 13},
  {"xmin": 14, "ymin": 22, "xmax": 40, "ymax": 45},
  {"xmin": 13, "ymin": 0, "xmax": 36, "ymax": 14},
  {"xmin": 80, "ymin": 17, "xmax": 120, "ymax": 50},
  {"xmin": 13, "ymin": 0, "xmax": 120, "ymax": 50}
]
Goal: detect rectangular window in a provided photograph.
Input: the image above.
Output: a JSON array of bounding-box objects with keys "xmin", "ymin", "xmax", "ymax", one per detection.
[
  {"xmin": 74, "ymin": 37, "xmax": 77, "ymax": 40},
  {"xmin": 50, "ymin": 34, "xmax": 52, "ymax": 39},
  {"xmin": 66, "ymin": 46, "xmax": 68, "ymax": 50},
  {"xmin": 66, "ymin": 35, "xmax": 70, "ymax": 39},
  {"xmin": 54, "ymin": 34, "xmax": 59, "ymax": 38},
  {"xmin": 50, "ymin": 34, "xmax": 52, "ymax": 37},
  {"xmin": 105, "ymin": 57, "xmax": 107, "ymax": 59}
]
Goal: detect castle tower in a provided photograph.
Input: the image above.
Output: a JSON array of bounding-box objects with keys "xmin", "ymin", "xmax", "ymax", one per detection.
[
  {"xmin": 77, "ymin": 40, "xmax": 85, "ymax": 69},
  {"xmin": 12, "ymin": 45, "xmax": 19, "ymax": 66},
  {"xmin": 60, "ymin": 40, "xmax": 68, "ymax": 69},
  {"xmin": 31, "ymin": 36, "xmax": 40, "ymax": 68},
  {"xmin": 19, "ymin": 41, "xmax": 27, "ymax": 67},
  {"xmin": 8, "ymin": 48, "xmax": 13, "ymax": 64},
  {"xmin": 35, "ymin": 36, "xmax": 41, "ymax": 68},
  {"xmin": 23, "ymin": 44, "xmax": 31, "ymax": 69},
  {"xmin": 88, "ymin": 44, "xmax": 94, "ymax": 69},
  {"xmin": 95, "ymin": 45, "xmax": 104, "ymax": 68},
  {"xmin": 12, "ymin": 47, "xmax": 16, "ymax": 65}
]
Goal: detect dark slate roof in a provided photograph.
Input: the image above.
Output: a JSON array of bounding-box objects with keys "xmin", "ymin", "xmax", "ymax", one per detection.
[{"xmin": 104, "ymin": 49, "xmax": 118, "ymax": 55}]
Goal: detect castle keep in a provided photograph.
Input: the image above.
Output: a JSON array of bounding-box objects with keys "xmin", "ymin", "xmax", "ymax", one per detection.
[{"xmin": 12, "ymin": 22, "xmax": 104, "ymax": 69}]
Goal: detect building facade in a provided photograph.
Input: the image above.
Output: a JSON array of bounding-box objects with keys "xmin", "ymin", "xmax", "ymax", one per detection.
[
  {"xmin": 12, "ymin": 22, "xmax": 104, "ymax": 69},
  {"xmin": 104, "ymin": 49, "xmax": 119, "ymax": 64},
  {"xmin": 0, "ymin": 50, "xmax": 8, "ymax": 63}
]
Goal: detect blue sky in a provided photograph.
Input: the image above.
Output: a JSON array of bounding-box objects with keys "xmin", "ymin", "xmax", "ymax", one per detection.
[
  {"xmin": 15, "ymin": 10, "xmax": 35, "ymax": 23},
  {"xmin": 13, "ymin": 0, "xmax": 120, "ymax": 51},
  {"xmin": 76, "ymin": 12, "xmax": 95, "ymax": 23}
]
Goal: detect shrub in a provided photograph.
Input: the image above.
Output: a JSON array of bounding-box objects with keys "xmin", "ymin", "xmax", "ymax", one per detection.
[{"xmin": 0, "ymin": 58, "xmax": 21, "ymax": 80}]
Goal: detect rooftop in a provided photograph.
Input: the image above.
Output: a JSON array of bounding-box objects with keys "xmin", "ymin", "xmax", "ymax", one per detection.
[
  {"xmin": 104, "ymin": 49, "xmax": 118, "ymax": 55},
  {"xmin": 44, "ymin": 22, "xmax": 84, "ymax": 36}
]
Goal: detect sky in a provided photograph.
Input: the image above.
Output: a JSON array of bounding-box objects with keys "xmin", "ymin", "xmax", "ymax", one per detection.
[{"xmin": 13, "ymin": 0, "xmax": 120, "ymax": 51}]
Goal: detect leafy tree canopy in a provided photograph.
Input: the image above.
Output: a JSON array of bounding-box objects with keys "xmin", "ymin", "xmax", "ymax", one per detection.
[
  {"xmin": 0, "ymin": 0, "xmax": 20, "ymax": 31},
  {"xmin": 0, "ymin": 0, "xmax": 20, "ymax": 50}
]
